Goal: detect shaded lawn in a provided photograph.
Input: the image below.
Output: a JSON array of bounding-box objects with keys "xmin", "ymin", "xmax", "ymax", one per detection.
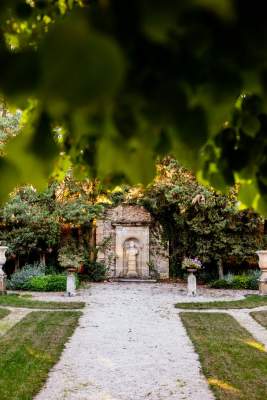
[
  {"xmin": 175, "ymin": 295, "xmax": 267, "ymax": 310},
  {"xmin": 0, "ymin": 307, "xmax": 9, "ymax": 319},
  {"xmin": 0, "ymin": 294, "xmax": 85, "ymax": 309},
  {"xmin": 180, "ymin": 312, "xmax": 267, "ymax": 400},
  {"xmin": 0, "ymin": 311, "xmax": 81, "ymax": 400},
  {"xmin": 250, "ymin": 310, "xmax": 267, "ymax": 328}
]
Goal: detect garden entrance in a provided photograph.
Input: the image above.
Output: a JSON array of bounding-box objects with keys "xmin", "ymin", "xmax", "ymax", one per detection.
[{"xmin": 96, "ymin": 205, "xmax": 169, "ymax": 279}]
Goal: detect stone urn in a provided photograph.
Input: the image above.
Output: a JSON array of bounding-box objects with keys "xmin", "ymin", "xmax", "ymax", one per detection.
[
  {"xmin": 0, "ymin": 246, "xmax": 8, "ymax": 295},
  {"xmin": 256, "ymin": 250, "xmax": 267, "ymax": 296},
  {"xmin": 187, "ymin": 268, "xmax": 197, "ymax": 296},
  {"xmin": 66, "ymin": 267, "xmax": 77, "ymax": 297}
]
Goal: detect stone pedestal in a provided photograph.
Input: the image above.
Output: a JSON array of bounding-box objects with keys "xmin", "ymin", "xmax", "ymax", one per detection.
[
  {"xmin": 256, "ymin": 250, "xmax": 267, "ymax": 296},
  {"xmin": 187, "ymin": 269, "xmax": 197, "ymax": 296},
  {"xmin": 66, "ymin": 269, "xmax": 76, "ymax": 297},
  {"xmin": 0, "ymin": 246, "xmax": 8, "ymax": 295}
]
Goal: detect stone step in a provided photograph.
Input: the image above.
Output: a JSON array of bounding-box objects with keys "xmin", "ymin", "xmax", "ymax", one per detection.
[{"xmin": 115, "ymin": 278, "xmax": 158, "ymax": 283}]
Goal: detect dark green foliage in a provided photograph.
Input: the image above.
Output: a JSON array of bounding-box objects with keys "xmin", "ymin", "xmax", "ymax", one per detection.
[
  {"xmin": 81, "ymin": 260, "xmax": 107, "ymax": 282},
  {"xmin": 139, "ymin": 158, "xmax": 264, "ymax": 277},
  {"xmin": 210, "ymin": 273, "xmax": 259, "ymax": 290},
  {"xmin": 0, "ymin": 185, "xmax": 60, "ymax": 261},
  {"xmin": 2, "ymin": 2, "xmax": 267, "ymax": 212}
]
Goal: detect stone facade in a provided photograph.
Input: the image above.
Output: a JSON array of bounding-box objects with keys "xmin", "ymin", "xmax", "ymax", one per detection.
[{"xmin": 96, "ymin": 205, "xmax": 169, "ymax": 279}]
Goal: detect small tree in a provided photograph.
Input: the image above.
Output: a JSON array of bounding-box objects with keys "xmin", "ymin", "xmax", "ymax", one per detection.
[{"xmin": 139, "ymin": 157, "xmax": 264, "ymax": 278}]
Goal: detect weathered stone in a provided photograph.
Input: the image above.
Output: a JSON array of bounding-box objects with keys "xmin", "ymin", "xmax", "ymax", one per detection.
[
  {"xmin": 66, "ymin": 270, "xmax": 76, "ymax": 297},
  {"xmin": 0, "ymin": 246, "xmax": 8, "ymax": 295},
  {"xmin": 256, "ymin": 250, "xmax": 267, "ymax": 296},
  {"xmin": 96, "ymin": 205, "xmax": 169, "ymax": 279},
  {"xmin": 187, "ymin": 270, "xmax": 197, "ymax": 296}
]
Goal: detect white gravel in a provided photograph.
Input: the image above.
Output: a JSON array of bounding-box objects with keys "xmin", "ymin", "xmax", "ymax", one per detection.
[{"xmin": 35, "ymin": 283, "xmax": 215, "ymax": 400}]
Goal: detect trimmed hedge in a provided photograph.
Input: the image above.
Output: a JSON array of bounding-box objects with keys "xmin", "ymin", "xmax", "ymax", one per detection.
[
  {"xmin": 28, "ymin": 275, "xmax": 67, "ymax": 291},
  {"xmin": 210, "ymin": 273, "xmax": 259, "ymax": 290}
]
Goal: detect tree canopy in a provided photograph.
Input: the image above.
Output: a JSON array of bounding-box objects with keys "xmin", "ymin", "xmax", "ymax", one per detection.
[{"xmin": 1, "ymin": 1, "xmax": 267, "ymax": 213}]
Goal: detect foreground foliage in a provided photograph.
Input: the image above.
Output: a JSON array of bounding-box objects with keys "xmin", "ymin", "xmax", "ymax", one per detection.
[
  {"xmin": 175, "ymin": 295, "xmax": 267, "ymax": 310},
  {"xmin": 0, "ymin": 295, "xmax": 84, "ymax": 309},
  {"xmin": 1, "ymin": 2, "xmax": 267, "ymax": 212},
  {"xmin": 0, "ymin": 311, "xmax": 81, "ymax": 400},
  {"xmin": 181, "ymin": 312, "xmax": 267, "ymax": 400}
]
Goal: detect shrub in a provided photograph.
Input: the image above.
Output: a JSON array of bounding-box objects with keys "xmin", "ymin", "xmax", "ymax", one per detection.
[
  {"xmin": 81, "ymin": 261, "xmax": 107, "ymax": 282},
  {"xmin": 210, "ymin": 271, "xmax": 260, "ymax": 290},
  {"xmin": 6, "ymin": 263, "xmax": 45, "ymax": 290},
  {"xmin": 28, "ymin": 274, "xmax": 65, "ymax": 291},
  {"xmin": 209, "ymin": 279, "xmax": 232, "ymax": 289}
]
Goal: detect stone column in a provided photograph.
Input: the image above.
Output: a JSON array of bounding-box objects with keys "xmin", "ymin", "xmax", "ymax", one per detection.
[
  {"xmin": 256, "ymin": 250, "xmax": 267, "ymax": 296},
  {"xmin": 0, "ymin": 246, "xmax": 8, "ymax": 295},
  {"xmin": 66, "ymin": 268, "xmax": 76, "ymax": 297},
  {"xmin": 187, "ymin": 269, "xmax": 197, "ymax": 296}
]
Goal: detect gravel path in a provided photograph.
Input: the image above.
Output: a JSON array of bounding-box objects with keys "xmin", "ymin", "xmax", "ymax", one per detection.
[{"xmin": 35, "ymin": 283, "xmax": 215, "ymax": 400}]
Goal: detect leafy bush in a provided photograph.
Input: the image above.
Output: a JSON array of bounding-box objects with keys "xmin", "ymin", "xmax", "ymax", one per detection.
[
  {"xmin": 27, "ymin": 274, "xmax": 68, "ymax": 291},
  {"xmin": 6, "ymin": 263, "xmax": 45, "ymax": 290},
  {"xmin": 210, "ymin": 271, "xmax": 260, "ymax": 290},
  {"xmin": 81, "ymin": 261, "xmax": 107, "ymax": 282}
]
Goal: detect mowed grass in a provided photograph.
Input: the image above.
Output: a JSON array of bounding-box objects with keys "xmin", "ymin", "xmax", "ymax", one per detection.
[
  {"xmin": 0, "ymin": 308, "xmax": 10, "ymax": 319},
  {"xmin": 175, "ymin": 295, "xmax": 267, "ymax": 310},
  {"xmin": 180, "ymin": 312, "xmax": 267, "ymax": 400},
  {"xmin": 250, "ymin": 310, "xmax": 267, "ymax": 328},
  {"xmin": 0, "ymin": 311, "xmax": 81, "ymax": 400},
  {"xmin": 0, "ymin": 294, "xmax": 85, "ymax": 309}
]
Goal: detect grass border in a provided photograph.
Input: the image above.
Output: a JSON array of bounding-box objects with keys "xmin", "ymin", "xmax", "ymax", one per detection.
[
  {"xmin": 0, "ymin": 310, "xmax": 81, "ymax": 400},
  {"xmin": 181, "ymin": 312, "xmax": 267, "ymax": 400},
  {"xmin": 0, "ymin": 294, "xmax": 85, "ymax": 309},
  {"xmin": 175, "ymin": 295, "xmax": 267, "ymax": 310},
  {"xmin": 0, "ymin": 308, "xmax": 10, "ymax": 320}
]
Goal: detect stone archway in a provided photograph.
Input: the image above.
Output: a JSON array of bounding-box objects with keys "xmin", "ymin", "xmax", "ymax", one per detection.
[
  {"xmin": 96, "ymin": 205, "xmax": 169, "ymax": 279},
  {"xmin": 115, "ymin": 226, "xmax": 150, "ymax": 278}
]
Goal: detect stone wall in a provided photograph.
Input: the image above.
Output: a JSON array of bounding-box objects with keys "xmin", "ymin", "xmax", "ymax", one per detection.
[{"xmin": 96, "ymin": 205, "xmax": 169, "ymax": 279}]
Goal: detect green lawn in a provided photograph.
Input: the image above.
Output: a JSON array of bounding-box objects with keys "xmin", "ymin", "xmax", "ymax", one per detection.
[
  {"xmin": 0, "ymin": 311, "xmax": 81, "ymax": 400},
  {"xmin": 181, "ymin": 312, "xmax": 267, "ymax": 400},
  {"xmin": 0, "ymin": 294, "xmax": 85, "ymax": 309},
  {"xmin": 250, "ymin": 311, "xmax": 267, "ymax": 328},
  {"xmin": 175, "ymin": 295, "xmax": 267, "ymax": 310},
  {"xmin": 0, "ymin": 308, "xmax": 10, "ymax": 320}
]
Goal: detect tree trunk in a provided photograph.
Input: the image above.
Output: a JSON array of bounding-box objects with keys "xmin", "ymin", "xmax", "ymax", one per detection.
[
  {"xmin": 217, "ymin": 259, "xmax": 224, "ymax": 279},
  {"xmin": 89, "ymin": 220, "xmax": 96, "ymax": 262},
  {"xmin": 15, "ymin": 256, "xmax": 19, "ymax": 272}
]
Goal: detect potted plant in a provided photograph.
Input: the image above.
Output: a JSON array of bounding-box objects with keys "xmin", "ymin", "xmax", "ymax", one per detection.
[{"xmin": 182, "ymin": 257, "xmax": 202, "ymax": 296}]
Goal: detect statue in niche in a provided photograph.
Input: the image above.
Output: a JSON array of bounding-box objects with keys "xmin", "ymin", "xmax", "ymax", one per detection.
[{"xmin": 126, "ymin": 240, "xmax": 139, "ymax": 278}]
